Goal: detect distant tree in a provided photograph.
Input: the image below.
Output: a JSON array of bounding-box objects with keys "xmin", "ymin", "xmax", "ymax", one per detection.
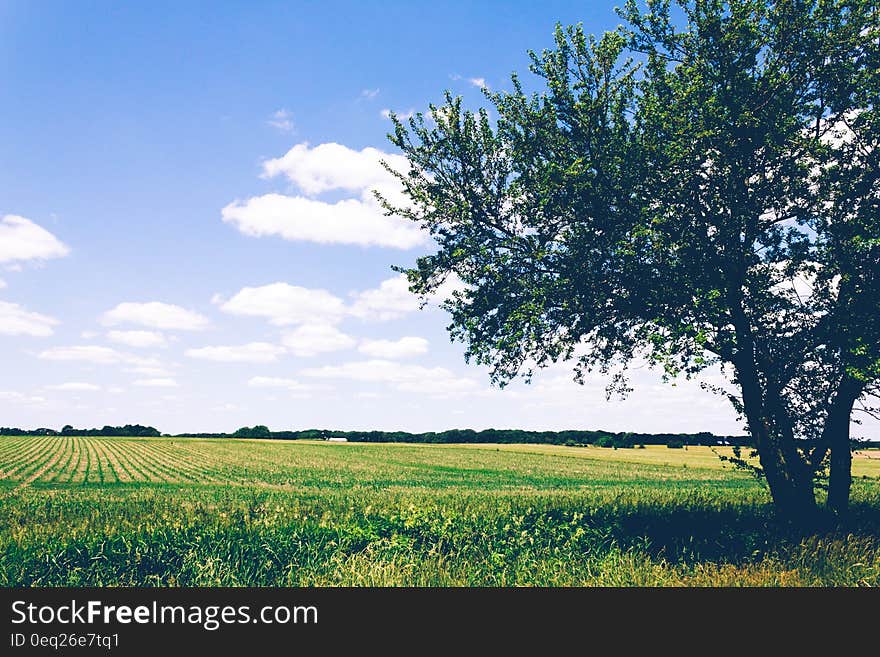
[
  {"xmin": 233, "ymin": 425, "xmax": 271, "ymax": 439},
  {"xmin": 383, "ymin": 0, "xmax": 880, "ymax": 519}
]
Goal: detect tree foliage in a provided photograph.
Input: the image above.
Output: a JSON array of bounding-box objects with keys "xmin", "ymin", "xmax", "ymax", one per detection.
[
  {"xmin": 383, "ymin": 0, "xmax": 880, "ymax": 519},
  {"xmin": 232, "ymin": 425, "xmax": 272, "ymax": 439}
]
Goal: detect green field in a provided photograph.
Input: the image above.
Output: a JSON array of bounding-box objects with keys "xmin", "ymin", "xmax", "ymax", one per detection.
[{"xmin": 2, "ymin": 435, "xmax": 880, "ymax": 586}]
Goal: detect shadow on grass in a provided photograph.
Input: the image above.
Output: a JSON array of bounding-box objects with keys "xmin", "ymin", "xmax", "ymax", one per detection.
[{"xmin": 601, "ymin": 502, "xmax": 880, "ymax": 564}]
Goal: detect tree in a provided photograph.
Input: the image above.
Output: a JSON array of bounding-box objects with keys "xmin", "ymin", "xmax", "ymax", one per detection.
[
  {"xmin": 233, "ymin": 425, "xmax": 271, "ymax": 439},
  {"xmin": 383, "ymin": 0, "xmax": 879, "ymax": 520}
]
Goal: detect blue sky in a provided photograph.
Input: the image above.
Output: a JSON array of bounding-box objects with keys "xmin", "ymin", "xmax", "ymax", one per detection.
[{"xmin": 1, "ymin": 1, "xmax": 874, "ymax": 438}]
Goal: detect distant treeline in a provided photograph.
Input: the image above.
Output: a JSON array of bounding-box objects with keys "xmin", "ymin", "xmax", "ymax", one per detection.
[
  {"xmin": 189, "ymin": 425, "xmax": 752, "ymax": 448},
  {"xmin": 3, "ymin": 424, "xmax": 876, "ymax": 448},
  {"xmin": 0, "ymin": 424, "xmax": 746, "ymax": 446},
  {"xmin": 0, "ymin": 424, "xmax": 161, "ymax": 437}
]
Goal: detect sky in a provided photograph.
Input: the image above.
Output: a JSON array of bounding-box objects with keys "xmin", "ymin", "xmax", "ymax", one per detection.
[{"xmin": 1, "ymin": 1, "xmax": 875, "ymax": 438}]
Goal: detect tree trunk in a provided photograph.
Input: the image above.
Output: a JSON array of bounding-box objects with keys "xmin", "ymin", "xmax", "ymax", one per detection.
[
  {"xmin": 828, "ymin": 437, "xmax": 851, "ymax": 515},
  {"xmin": 755, "ymin": 442, "xmax": 816, "ymax": 521},
  {"xmin": 737, "ymin": 373, "xmax": 817, "ymax": 521},
  {"xmin": 825, "ymin": 379, "xmax": 862, "ymax": 515},
  {"xmin": 728, "ymin": 298, "xmax": 817, "ymax": 521}
]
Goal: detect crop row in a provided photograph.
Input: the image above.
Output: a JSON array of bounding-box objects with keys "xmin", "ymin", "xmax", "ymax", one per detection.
[{"xmin": 0, "ymin": 436, "xmax": 237, "ymax": 487}]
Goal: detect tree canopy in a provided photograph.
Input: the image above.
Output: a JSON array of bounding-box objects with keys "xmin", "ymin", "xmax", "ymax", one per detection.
[{"xmin": 383, "ymin": 0, "xmax": 880, "ymax": 519}]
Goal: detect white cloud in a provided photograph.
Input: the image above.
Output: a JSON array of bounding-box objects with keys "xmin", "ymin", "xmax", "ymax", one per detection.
[
  {"xmin": 395, "ymin": 377, "xmax": 480, "ymax": 396},
  {"xmin": 0, "ymin": 391, "xmax": 47, "ymax": 405},
  {"xmin": 380, "ymin": 108, "xmax": 415, "ymax": 120},
  {"xmin": 281, "ymin": 323, "xmax": 356, "ymax": 357},
  {"xmin": 261, "ymin": 142, "xmax": 410, "ymax": 195},
  {"xmin": 267, "ymin": 108, "xmax": 295, "ymax": 133},
  {"xmin": 349, "ymin": 274, "xmax": 466, "ymax": 321},
  {"xmin": 0, "ymin": 301, "xmax": 59, "ymax": 336},
  {"xmin": 223, "ymin": 142, "xmax": 425, "ymax": 249},
  {"xmin": 450, "ymin": 73, "xmax": 489, "ymax": 90},
  {"xmin": 301, "ymin": 359, "xmax": 478, "ymax": 396},
  {"xmin": 46, "ymin": 382, "xmax": 102, "ymax": 392},
  {"xmin": 246, "ymin": 376, "xmax": 328, "ymax": 399},
  {"xmin": 133, "ymin": 378, "xmax": 179, "ymax": 388},
  {"xmin": 101, "ymin": 302, "xmax": 210, "ymax": 331},
  {"xmin": 222, "ymin": 193, "xmax": 424, "ymax": 249},
  {"xmin": 126, "ymin": 366, "xmax": 172, "ymax": 377},
  {"xmin": 210, "ymin": 403, "xmax": 242, "ymax": 412},
  {"xmin": 217, "ymin": 282, "xmax": 346, "ymax": 326},
  {"xmin": 107, "ymin": 330, "xmax": 167, "ymax": 348},
  {"xmin": 349, "ymin": 275, "xmax": 420, "ymax": 321},
  {"xmin": 247, "ymin": 376, "xmax": 320, "ymax": 393},
  {"xmin": 38, "ymin": 345, "xmax": 162, "ymax": 367},
  {"xmin": 40, "ymin": 345, "xmax": 125, "ymax": 364},
  {"xmin": 0, "ymin": 215, "xmax": 69, "ymax": 264},
  {"xmin": 360, "ymin": 88, "xmax": 380, "ymax": 100},
  {"xmin": 185, "ymin": 342, "xmax": 286, "ymax": 363},
  {"xmin": 217, "ymin": 276, "xmax": 463, "ymax": 330},
  {"xmin": 0, "ymin": 278, "xmax": 6, "ymax": 289},
  {"xmin": 358, "ymin": 336, "xmax": 428, "ymax": 359}
]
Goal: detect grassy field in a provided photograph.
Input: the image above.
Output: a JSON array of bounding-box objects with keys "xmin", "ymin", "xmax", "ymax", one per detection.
[{"xmin": 2, "ymin": 435, "xmax": 880, "ymax": 586}]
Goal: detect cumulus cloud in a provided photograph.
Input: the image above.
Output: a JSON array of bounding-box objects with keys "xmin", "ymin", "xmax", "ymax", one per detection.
[
  {"xmin": 267, "ymin": 108, "xmax": 295, "ymax": 133},
  {"xmin": 107, "ymin": 330, "xmax": 167, "ymax": 348},
  {"xmin": 185, "ymin": 342, "xmax": 286, "ymax": 363},
  {"xmin": 46, "ymin": 382, "xmax": 101, "ymax": 392},
  {"xmin": 216, "ymin": 282, "xmax": 346, "ymax": 326},
  {"xmin": 133, "ymin": 378, "xmax": 179, "ymax": 388},
  {"xmin": 246, "ymin": 376, "xmax": 328, "ymax": 399},
  {"xmin": 222, "ymin": 142, "xmax": 426, "ymax": 249},
  {"xmin": 281, "ymin": 323, "xmax": 356, "ymax": 357},
  {"xmin": 217, "ymin": 275, "xmax": 464, "ymax": 330},
  {"xmin": 358, "ymin": 336, "xmax": 428, "ymax": 359},
  {"xmin": 0, "ymin": 391, "xmax": 47, "ymax": 405},
  {"xmin": 221, "ymin": 193, "xmax": 424, "ymax": 249},
  {"xmin": 395, "ymin": 377, "xmax": 480, "ymax": 396},
  {"xmin": 261, "ymin": 142, "xmax": 410, "ymax": 195},
  {"xmin": 348, "ymin": 276, "xmax": 420, "ymax": 321},
  {"xmin": 101, "ymin": 302, "xmax": 210, "ymax": 331},
  {"xmin": 301, "ymin": 359, "xmax": 478, "ymax": 396},
  {"xmin": 38, "ymin": 345, "xmax": 162, "ymax": 368},
  {"xmin": 247, "ymin": 376, "xmax": 320, "ymax": 392},
  {"xmin": 0, "ymin": 301, "xmax": 59, "ymax": 336},
  {"xmin": 40, "ymin": 345, "xmax": 128, "ymax": 364},
  {"xmin": 349, "ymin": 274, "xmax": 465, "ymax": 321},
  {"xmin": 126, "ymin": 365, "xmax": 173, "ymax": 377},
  {"xmin": 0, "ymin": 215, "xmax": 69, "ymax": 264}
]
